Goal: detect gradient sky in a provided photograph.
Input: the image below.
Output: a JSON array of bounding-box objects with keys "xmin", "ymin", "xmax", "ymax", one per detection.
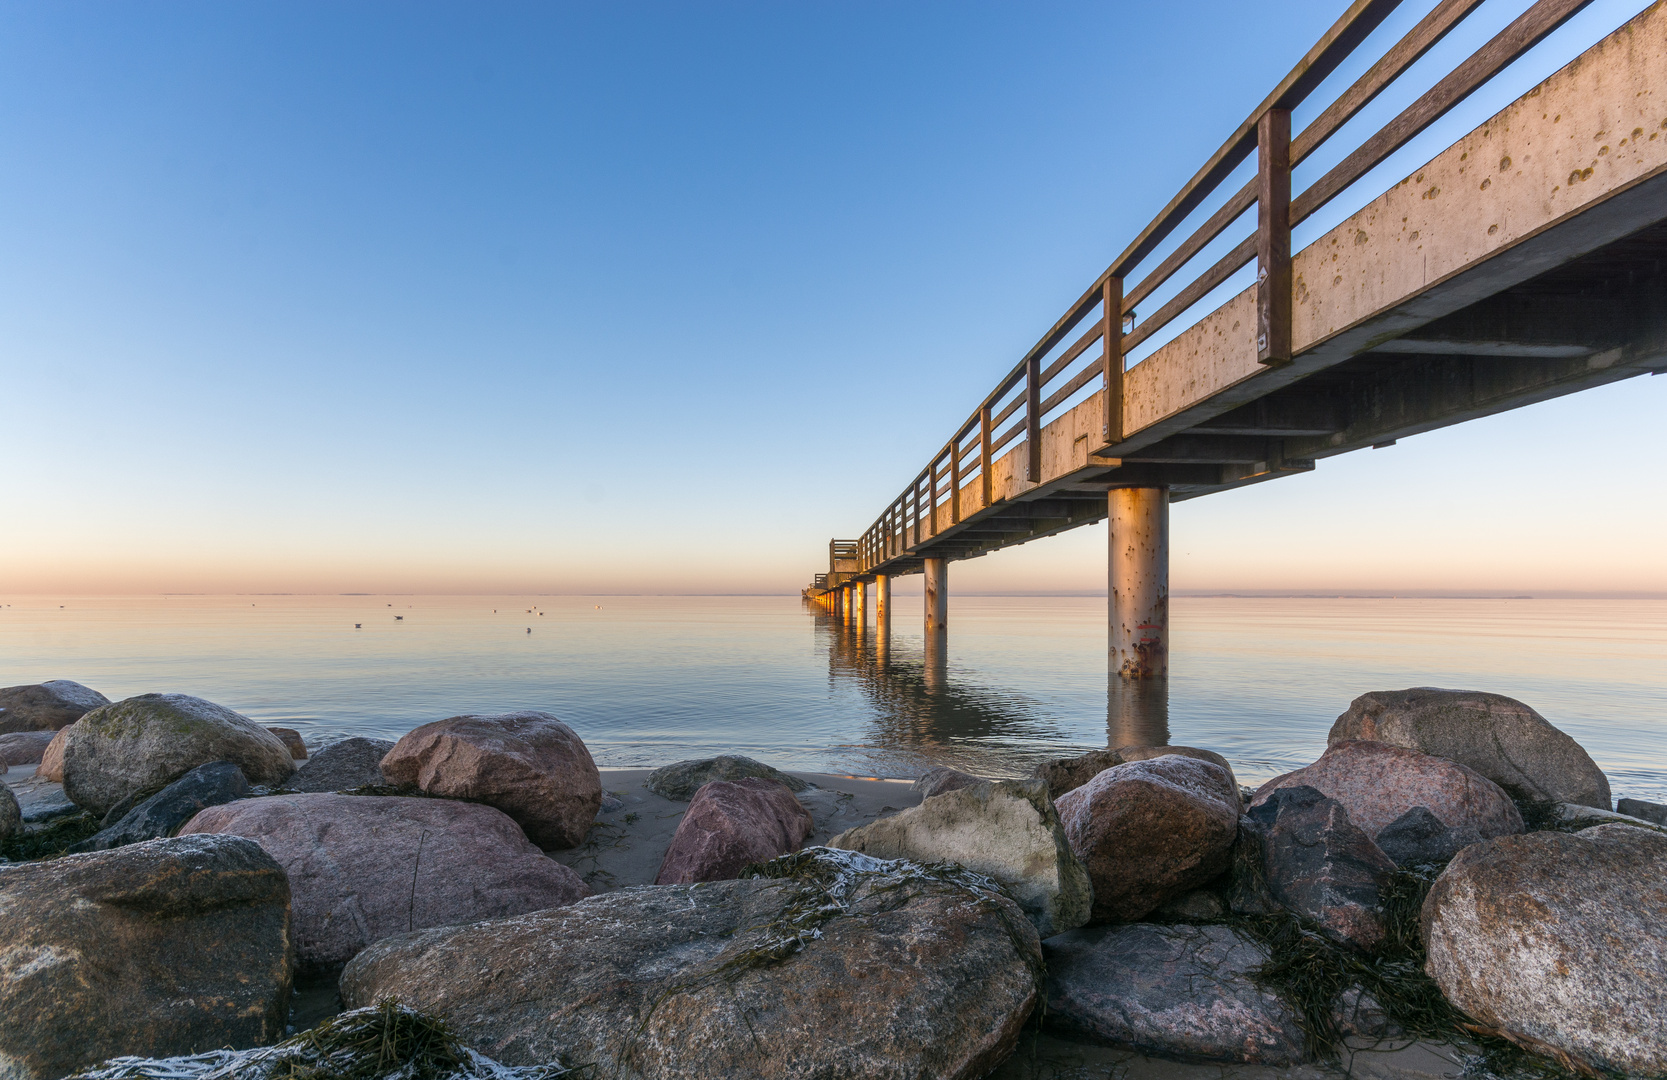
[{"xmin": 3, "ymin": 0, "xmax": 1662, "ymax": 596}]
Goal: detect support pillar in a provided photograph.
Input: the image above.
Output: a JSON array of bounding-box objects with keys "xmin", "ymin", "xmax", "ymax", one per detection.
[
  {"xmin": 1108, "ymin": 487, "xmax": 1168, "ymax": 679},
  {"xmin": 842, "ymin": 585, "xmax": 856, "ymax": 626},
  {"xmin": 852, "ymin": 580, "xmax": 866, "ymax": 626},
  {"xmin": 924, "ymin": 558, "xmax": 948, "ymax": 633},
  {"xmin": 875, "ymin": 574, "xmax": 891, "ymax": 633}
]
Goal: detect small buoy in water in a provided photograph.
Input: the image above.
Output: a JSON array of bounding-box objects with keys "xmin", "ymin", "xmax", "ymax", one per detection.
[
  {"xmin": 355, "ymin": 623, "xmax": 361, "ymax": 628},
  {"xmin": 395, "ymin": 616, "xmax": 404, "ymax": 621},
  {"xmin": 526, "ymin": 627, "xmax": 532, "ymax": 633}
]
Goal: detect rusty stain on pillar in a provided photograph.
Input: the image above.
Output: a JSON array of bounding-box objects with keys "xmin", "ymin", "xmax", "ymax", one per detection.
[
  {"xmin": 923, "ymin": 558, "xmax": 948, "ymax": 633},
  {"xmin": 1109, "ymin": 487, "xmax": 1168, "ymax": 679}
]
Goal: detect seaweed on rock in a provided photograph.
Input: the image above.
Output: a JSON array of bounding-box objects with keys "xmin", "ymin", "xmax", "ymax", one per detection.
[
  {"xmin": 65, "ymin": 999, "xmax": 587, "ymax": 1080},
  {"xmin": 0, "ymin": 811, "xmax": 101, "ymax": 862}
]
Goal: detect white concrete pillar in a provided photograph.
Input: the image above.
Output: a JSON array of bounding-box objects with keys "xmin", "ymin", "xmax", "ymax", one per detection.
[
  {"xmin": 923, "ymin": 558, "xmax": 948, "ymax": 633},
  {"xmin": 875, "ymin": 574, "xmax": 891, "ymax": 633},
  {"xmin": 1109, "ymin": 487, "xmax": 1168, "ymax": 679},
  {"xmin": 852, "ymin": 580, "xmax": 866, "ymax": 626}
]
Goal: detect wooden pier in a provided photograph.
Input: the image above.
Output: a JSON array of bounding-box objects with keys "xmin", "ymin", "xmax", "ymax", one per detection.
[{"xmin": 807, "ymin": 0, "xmax": 1667, "ymax": 679}]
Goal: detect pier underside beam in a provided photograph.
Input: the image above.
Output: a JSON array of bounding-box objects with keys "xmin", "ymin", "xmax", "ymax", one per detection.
[{"xmin": 1109, "ymin": 487, "xmax": 1169, "ymax": 680}]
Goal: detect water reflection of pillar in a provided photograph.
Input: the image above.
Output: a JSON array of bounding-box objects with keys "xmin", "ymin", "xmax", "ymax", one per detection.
[
  {"xmin": 1107, "ymin": 674, "xmax": 1170, "ymax": 748},
  {"xmin": 923, "ymin": 626, "xmax": 948, "ymax": 695}
]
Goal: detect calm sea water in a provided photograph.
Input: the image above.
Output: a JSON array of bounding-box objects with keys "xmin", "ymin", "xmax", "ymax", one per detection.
[{"xmin": 2, "ymin": 594, "xmax": 1664, "ymax": 802}]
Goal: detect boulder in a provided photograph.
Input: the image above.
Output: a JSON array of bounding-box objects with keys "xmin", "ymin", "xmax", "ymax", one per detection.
[
  {"xmin": 913, "ymin": 765, "xmax": 984, "ymax": 798},
  {"xmin": 266, "ymin": 726, "xmax": 308, "ymax": 759},
  {"xmin": 1329, "ymin": 688, "xmax": 1610, "ymax": 808},
  {"xmin": 655, "ymin": 777, "xmax": 813, "ymax": 885},
  {"xmin": 1250, "ymin": 741, "xmax": 1521, "ymax": 856},
  {"xmin": 37, "ymin": 725, "xmax": 70, "ymax": 782},
  {"xmin": 180, "ymin": 792, "xmax": 589, "ymax": 970},
  {"xmin": 830, "ymin": 778, "xmax": 1092, "ymax": 936},
  {"xmin": 380, "ymin": 711, "xmax": 601, "ymax": 849},
  {"xmin": 61, "ymin": 694, "xmax": 295, "ymax": 817},
  {"xmin": 1617, "ymin": 797, "xmax": 1667, "ymax": 827},
  {"xmin": 1373, "ymin": 805, "xmax": 1483, "ymax": 868},
  {"xmin": 0, "ymin": 730, "xmax": 56, "ymax": 766},
  {"xmin": 0, "ymin": 680, "xmax": 110, "ymax": 734},
  {"xmin": 1056, "ymin": 756, "xmax": 1239, "ymax": 923},
  {"xmin": 1423, "ymin": 824, "xmax": 1667, "ymax": 1076},
  {"xmin": 0, "ymin": 834, "xmax": 293, "ymax": 1080},
  {"xmin": 0, "ymin": 782, "xmax": 19, "ymax": 838},
  {"xmin": 70, "ymin": 760, "xmax": 249, "ymax": 852},
  {"xmin": 289, "ymin": 735, "xmax": 394, "ymax": 791},
  {"xmin": 1035, "ymin": 745, "xmax": 1238, "ymax": 802},
  {"xmin": 342, "ymin": 848, "xmax": 1042, "ymax": 1078},
  {"xmin": 1150, "ymin": 887, "xmax": 1227, "ymax": 923},
  {"xmin": 1044, "ymin": 923, "xmax": 1307, "ymax": 1064},
  {"xmin": 646, "ymin": 754, "xmax": 809, "ymax": 800},
  {"xmin": 1247, "ymin": 786, "xmax": 1396, "ymax": 949}
]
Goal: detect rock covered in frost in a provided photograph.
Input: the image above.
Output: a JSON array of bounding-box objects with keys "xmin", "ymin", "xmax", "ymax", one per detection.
[
  {"xmin": 1044, "ymin": 923, "xmax": 1308, "ymax": 1064},
  {"xmin": 1056, "ymin": 756, "xmax": 1239, "ymax": 922},
  {"xmin": 1422, "ymin": 823, "xmax": 1667, "ymax": 1076},
  {"xmin": 342, "ymin": 848, "xmax": 1042, "ymax": 1079},
  {"xmin": 655, "ymin": 777, "xmax": 813, "ymax": 884},
  {"xmin": 646, "ymin": 753, "xmax": 809, "ymax": 800},
  {"xmin": 61, "ymin": 694, "xmax": 295, "ymax": 817},
  {"xmin": 181, "ymin": 792, "xmax": 589, "ymax": 970},
  {"xmin": 289, "ymin": 736, "xmax": 394, "ymax": 791},
  {"xmin": 1329, "ymin": 687, "xmax": 1610, "ymax": 808},
  {"xmin": 70, "ymin": 760, "xmax": 249, "ymax": 852},
  {"xmin": 0, "ymin": 680, "xmax": 110, "ymax": 734},
  {"xmin": 380, "ymin": 711, "xmax": 600, "ymax": 848},
  {"xmin": 0, "ymin": 834, "xmax": 293, "ymax": 1080}
]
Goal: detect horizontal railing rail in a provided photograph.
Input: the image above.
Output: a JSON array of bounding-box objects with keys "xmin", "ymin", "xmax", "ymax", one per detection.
[{"xmin": 842, "ymin": 0, "xmax": 1600, "ymax": 581}]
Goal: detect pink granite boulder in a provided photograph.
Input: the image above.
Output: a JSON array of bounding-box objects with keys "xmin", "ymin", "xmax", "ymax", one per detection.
[
  {"xmin": 1056, "ymin": 756, "xmax": 1240, "ymax": 923},
  {"xmin": 38, "ymin": 725, "xmax": 71, "ymax": 782},
  {"xmin": 1250, "ymin": 741, "xmax": 1522, "ymax": 864},
  {"xmin": 380, "ymin": 711, "xmax": 602, "ymax": 849},
  {"xmin": 181, "ymin": 793, "xmax": 589, "ymax": 970},
  {"xmin": 655, "ymin": 778, "xmax": 815, "ymax": 885},
  {"xmin": 0, "ymin": 730, "xmax": 57, "ymax": 766},
  {"xmin": 266, "ymin": 727, "xmax": 308, "ymax": 759}
]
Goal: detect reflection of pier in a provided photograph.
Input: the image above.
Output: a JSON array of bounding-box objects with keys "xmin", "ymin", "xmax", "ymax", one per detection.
[{"xmin": 811, "ymin": 602, "xmax": 1172, "ymax": 775}]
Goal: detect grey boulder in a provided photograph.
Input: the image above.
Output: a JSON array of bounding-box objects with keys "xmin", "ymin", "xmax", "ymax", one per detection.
[
  {"xmin": 1423, "ymin": 823, "xmax": 1667, "ymax": 1076},
  {"xmin": 1044, "ymin": 923, "xmax": 1307, "ymax": 1064},
  {"xmin": 0, "ymin": 730, "xmax": 57, "ymax": 766},
  {"xmin": 646, "ymin": 753, "xmax": 809, "ymax": 800},
  {"xmin": 912, "ymin": 765, "xmax": 984, "ymax": 798},
  {"xmin": 1373, "ymin": 805, "xmax": 1483, "ymax": 867},
  {"xmin": 289, "ymin": 736, "xmax": 394, "ymax": 791},
  {"xmin": 341, "ymin": 848, "xmax": 1042, "ymax": 1079},
  {"xmin": 0, "ymin": 680, "xmax": 110, "ymax": 734},
  {"xmin": 1616, "ymin": 797, "xmax": 1667, "ymax": 826},
  {"xmin": 654, "ymin": 777, "xmax": 814, "ymax": 885},
  {"xmin": 830, "ymin": 777, "xmax": 1092, "ymax": 937},
  {"xmin": 62, "ymin": 693, "xmax": 295, "ymax": 817},
  {"xmin": 0, "ymin": 834, "xmax": 293, "ymax": 1080},
  {"xmin": 70, "ymin": 760, "xmax": 249, "ymax": 852},
  {"xmin": 1036, "ymin": 745, "xmax": 1237, "ymax": 802},
  {"xmin": 1329, "ymin": 687, "xmax": 1610, "ymax": 808},
  {"xmin": 180, "ymin": 792, "xmax": 590, "ymax": 970},
  {"xmin": 0, "ymin": 782, "xmax": 19, "ymax": 838},
  {"xmin": 1245, "ymin": 786, "xmax": 1396, "ymax": 949}
]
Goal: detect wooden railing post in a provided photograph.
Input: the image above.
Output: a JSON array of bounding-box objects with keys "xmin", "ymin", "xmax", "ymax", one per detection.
[
  {"xmin": 950, "ymin": 436, "xmax": 962, "ymax": 524},
  {"xmin": 928, "ymin": 461, "xmax": 938, "ymax": 538},
  {"xmin": 980, "ymin": 404, "xmax": 993, "ymax": 508},
  {"xmin": 1102, "ymin": 276, "xmax": 1124, "ymax": 445},
  {"xmin": 1025, "ymin": 355, "xmax": 1042, "ymax": 482},
  {"xmin": 1257, "ymin": 106, "xmax": 1293, "ymax": 366}
]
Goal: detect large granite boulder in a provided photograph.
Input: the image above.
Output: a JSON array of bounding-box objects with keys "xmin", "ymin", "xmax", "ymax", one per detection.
[
  {"xmin": 1045, "ymin": 923, "xmax": 1307, "ymax": 1064},
  {"xmin": 380, "ymin": 711, "xmax": 601, "ymax": 849},
  {"xmin": 0, "ymin": 834, "xmax": 293, "ymax": 1080},
  {"xmin": 913, "ymin": 765, "xmax": 984, "ymax": 798},
  {"xmin": 831, "ymin": 778, "xmax": 1092, "ymax": 936},
  {"xmin": 1423, "ymin": 823, "xmax": 1667, "ymax": 1076},
  {"xmin": 1330, "ymin": 688, "xmax": 1610, "ymax": 808},
  {"xmin": 655, "ymin": 777, "xmax": 813, "ymax": 885},
  {"xmin": 1617, "ymin": 797, "xmax": 1667, "ymax": 826},
  {"xmin": 37, "ymin": 725, "xmax": 70, "ymax": 782},
  {"xmin": 266, "ymin": 726, "xmax": 308, "ymax": 759},
  {"xmin": 342, "ymin": 848, "xmax": 1042, "ymax": 1078},
  {"xmin": 0, "ymin": 680, "xmax": 110, "ymax": 734},
  {"xmin": 1250, "ymin": 741, "xmax": 1521, "ymax": 865},
  {"xmin": 61, "ymin": 694, "xmax": 295, "ymax": 817},
  {"xmin": 646, "ymin": 754, "xmax": 809, "ymax": 800},
  {"xmin": 70, "ymin": 760, "xmax": 249, "ymax": 852},
  {"xmin": 289, "ymin": 736, "xmax": 394, "ymax": 791},
  {"xmin": 0, "ymin": 782, "xmax": 20, "ymax": 838},
  {"xmin": 1245, "ymin": 786, "xmax": 1396, "ymax": 949},
  {"xmin": 0, "ymin": 730, "xmax": 57, "ymax": 766},
  {"xmin": 180, "ymin": 792, "xmax": 589, "ymax": 970},
  {"xmin": 1056, "ymin": 756, "xmax": 1239, "ymax": 923},
  {"xmin": 1036, "ymin": 745, "xmax": 1237, "ymax": 801}
]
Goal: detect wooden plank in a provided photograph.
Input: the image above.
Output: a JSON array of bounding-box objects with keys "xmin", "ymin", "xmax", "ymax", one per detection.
[
  {"xmin": 1103, "ymin": 277, "xmax": 1124, "ymax": 444},
  {"xmin": 1292, "ymin": 0, "xmax": 1595, "ymax": 227},
  {"xmin": 1127, "ymin": 180, "xmax": 1257, "ymax": 314},
  {"xmin": 1041, "ymin": 355, "xmax": 1105, "ymax": 417},
  {"xmin": 1041, "ymin": 322, "xmax": 1105, "ymax": 387},
  {"xmin": 1124, "ymin": 234, "xmax": 1256, "ymax": 352},
  {"xmin": 1258, "ymin": 107, "xmax": 1293, "ymax": 365},
  {"xmin": 951, "ymin": 431, "xmax": 962, "ymax": 524},
  {"xmin": 980, "ymin": 403, "xmax": 993, "ymax": 508}
]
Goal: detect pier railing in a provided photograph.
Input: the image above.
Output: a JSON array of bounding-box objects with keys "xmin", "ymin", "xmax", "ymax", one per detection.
[{"xmin": 851, "ymin": 0, "xmax": 1598, "ymax": 578}]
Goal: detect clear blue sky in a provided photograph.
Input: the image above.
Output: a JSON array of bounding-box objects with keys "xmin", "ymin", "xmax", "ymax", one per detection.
[{"xmin": 3, "ymin": 0, "xmax": 1662, "ymax": 595}]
